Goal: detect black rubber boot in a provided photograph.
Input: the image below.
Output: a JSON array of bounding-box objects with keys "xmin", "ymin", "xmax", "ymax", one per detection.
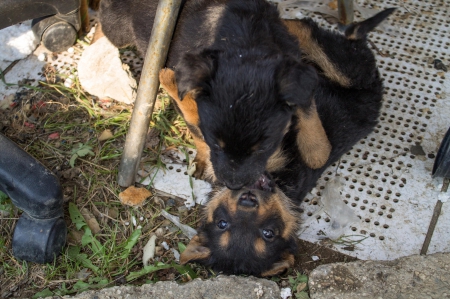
[{"xmin": 0, "ymin": 133, "xmax": 67, "ymax": 264}]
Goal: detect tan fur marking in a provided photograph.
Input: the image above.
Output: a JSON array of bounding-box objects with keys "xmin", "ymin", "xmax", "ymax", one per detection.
[
  {"xmin": 159, "ymin": 69, "xmax": 214, "ymax": 180},
  {"xmin": 191, "ymin": 133, "xmax": 214, "ymax": 180},
  {"xmin": 206, "ymin": 196, "xmax": 222, "ymax": 223},
  {"xmin": 254, "ymin": 238, "xmax": 266, "ymax": 257},
  {"xmin": 266, "ymin": 146, "xmax": 288, "ymax": 173},
  {"xmin": 220, "ymin": 231, "xmax": 230, "ymax": 249},
  {"xmin": 261, "ymin": 253, "xmax": 295, "ymax": 276},
  {"xmin": 217, "ymin": 139, "xmax": 225, "ymax": 149},
  {"xmin": 159, "ymin": 69, "xmax": 200, "ymax": 126},
  {"xmin": 346, "ymin": 25, "xmax": 361, "ymax": 40},
  {"xmin": 283, "ymin": 19, "xmax": 351, "ymax": 87},
  {"xmin": 295, "ymin": 101, "xmax": 332, "ymax": 169},
  {"xmin": 91, "ymin": 23, "xmax": 105, "ymax": 44},
  {"xmin": 179, "ymin": 235, "xmax": 211, "ymax": 264},
  {"xmin": 272, "ymin": 192, "xmax": 298, "ymax": 239},
  {"xmin": 226, "ymin": 192, "xmax": 238, "ymax": 215}
]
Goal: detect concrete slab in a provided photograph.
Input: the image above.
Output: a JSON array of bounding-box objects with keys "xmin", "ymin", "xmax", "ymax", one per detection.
[
  {"xmin": 48, "ymin": 275, "xmax": 280, "ymax": 299},
  {"xmin": 309, "ymin": 252, "xmax": 450, "ymax": 299}
]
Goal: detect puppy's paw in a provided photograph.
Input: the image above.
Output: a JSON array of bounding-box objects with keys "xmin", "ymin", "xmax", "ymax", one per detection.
[
  {"xmin": 192, "ymin": 156, "xmax": 215, "ymax": 182},
  {"xmin": 192, "ymin": 156, "xmax": 206, "ymax": 179},
  {"xmin": 159, "ymin": 68, "xmax": 178, "ymax": 98}
]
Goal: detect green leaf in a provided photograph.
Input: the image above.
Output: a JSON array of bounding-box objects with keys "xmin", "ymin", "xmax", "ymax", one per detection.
[
  {"xmin": 172, "ymin": 263, "xmax": 198, "ymax": 280},
  {"xmin": 81, "ymin": 227, "xmax": 94, "ymax": 246},
  {"xmin": 77, "ymin": 145, "xmax": 94, "ymax": 157},
  {"xmin": 72, "ymin": 280, "xmax": 91, "ymax": 291},
  {"xmin": 126, "ymin": 262, "xmax": 172, "ymax": 282},
  {"xmin": 120, "ymin": 228, "xmax": 142, "ymax": 259},
  {"xmin": 81, "ymin": 227, "xmax": 104, "ymax": 255},
  {"xmin": 71, "ymin": 143, "xmax": 83, "ymax": 155},
  {"xmin": 70, "ymin": 279, "xmax": 109, "ymax": 293},
  {"xmin": 75, "ymin": 253, "xmax": 99, "ymax": 273},
  {"xmin": 297, "ymin": 274, "xmax": 308, "ymax": 283},
  {"xmin": 178, "ymin": 242, "xmax": 186, "ymax": 253},
  {"xmin": 69, "ymin": 153, "xmax": 78, "ymax": 168},
  {"xmin": 69, "ymin": 203, "xmax": 86, "ymax": 230},
  {"xmin": 0, "ymin": 190, "xmax": 8, "ymax": 201},
  {"xmin": 67, "ymin": 246, "xmax": 81, "ymax": 258},
  {"xmin": 32, "ymin": 288, "xmax": 53, "ymax": 299},
  {"xmin": 295, "ymin": 291, "xmax": 310, "ymax": 299}
]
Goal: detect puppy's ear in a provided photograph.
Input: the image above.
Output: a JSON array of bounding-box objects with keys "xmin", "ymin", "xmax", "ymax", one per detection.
[
  {"xmin": 260, "ymin": 253, "xmax": 295, "ymax": 277},
  {"xmin": 277, "ymin": 59, "xmax": 318, "ymax": 110},
  {"xmin": 179, "ymin": 235, "xmax": 211, "ymax": 264},
  {"xmin": 345, "ymin": 7, "xmax": 396, "ymax": 40},
  {"xmin": 175, "ymin": 49, "xmax": 220, "ymax": 100}
]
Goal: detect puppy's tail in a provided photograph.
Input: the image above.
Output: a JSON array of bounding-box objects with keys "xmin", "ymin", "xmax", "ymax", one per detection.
[{"xmin": 344, "ymin": 7, "xmax": 397, "ymax": 40}]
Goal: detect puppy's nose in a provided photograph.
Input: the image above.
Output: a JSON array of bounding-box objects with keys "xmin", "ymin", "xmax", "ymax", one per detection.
[{"xmin": 238, "ymin": 192, "xmax": 258, "ymax": 207}]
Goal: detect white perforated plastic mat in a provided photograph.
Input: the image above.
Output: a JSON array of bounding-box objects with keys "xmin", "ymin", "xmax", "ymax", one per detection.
[{"xmin": 276, "ymin": 0, "xmax": 450, "ymax": 261}]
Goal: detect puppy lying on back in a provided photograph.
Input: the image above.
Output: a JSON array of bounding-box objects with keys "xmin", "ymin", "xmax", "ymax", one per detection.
[
  {"xmin": 174, "ymin": 8, "xmax": 396, "ymax": 277},
  {"xmin": 98, "ymin": 0, "xmax": 331, "ymax": 189}
]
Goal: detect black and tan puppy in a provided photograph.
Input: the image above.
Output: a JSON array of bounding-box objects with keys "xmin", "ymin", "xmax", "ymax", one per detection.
[
  {"xmin": 98, "ymin": 0, "xmax": 331, "ymax": 189},
  {"xmin": 178, "ymin": 8, "xmax": 396, "ymax": 276}
]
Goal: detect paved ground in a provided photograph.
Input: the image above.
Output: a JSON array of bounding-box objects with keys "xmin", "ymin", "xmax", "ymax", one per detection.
[
  {"xmin": 46, "ymin": 252, "xmax": 450, "ymax": 299},
  {"xmin": 49, "ymin": 276, "xmax": 280, "ymax": 299}
]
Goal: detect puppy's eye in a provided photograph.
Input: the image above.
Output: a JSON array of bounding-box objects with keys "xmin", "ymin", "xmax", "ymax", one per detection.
[
  {"xmin": 217, "ymin": 220, "xmax": 228, "ymax": 230},
  {"xmin": 262, "ymin": 229, "xmax": 274, "ymax": 239}
]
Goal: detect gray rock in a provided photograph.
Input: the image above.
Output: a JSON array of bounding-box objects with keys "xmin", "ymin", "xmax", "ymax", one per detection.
[
  {"xmin": 51, "ymin": 275, "xmax": 280, "ymax": 299},
  {"xmin": 77, "ymin": 37, "xmax": 137, "ymax": 104},
  {"xmin": 309, "ymin": 252, "xmax": 450, "ymax": 299}
]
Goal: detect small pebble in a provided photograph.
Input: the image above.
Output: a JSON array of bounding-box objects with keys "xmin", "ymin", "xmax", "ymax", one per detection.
[
  {"xmin": 280, "ymin": 287, "xmax": 291, "ymax": 299},
  {"xmin": 68, "ymin": 47, "xmax": 74, "ymax": 53},
  {"xmin": 155, "ymin": 227, "xmax": 165, "ymax": 237},
  {"xmin": 64, "ymin": 78, "xmax": 73, "ymax": 88},
  {"xmin": 433, "ymin": 59, "xmax": 448, "ymax": 72},
  {"xmin": 166, "ymin": 198, "xmax": 176, "ymax": 207},
  {"xmin": 37, "ymin": 53, "xmax": 46, "ymax": 61},
  {"xmin": 178, "ymin": 206, "xmax": 188, "ymax": 215},
  {"xmin": 172, "ymin": 248, "xmax": 180, "ymax": 261},
  {"xmin": 161, "ymin": 241, "xmax": 169, "ymax": 250}
]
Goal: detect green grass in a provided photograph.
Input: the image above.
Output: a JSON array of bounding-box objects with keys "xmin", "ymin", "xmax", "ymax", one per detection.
[{"xmin": 0, "ymin": 71, "xmax": 204, "ymax": 298}]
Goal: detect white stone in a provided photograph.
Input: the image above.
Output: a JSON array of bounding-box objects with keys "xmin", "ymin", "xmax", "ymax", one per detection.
[
  {"xmin": 280, "ymin": 287, "xmax": 291, "ymax": 299},
  {"xmin": 0, "ymin": 21, "xmax": 38, "ymax": 62}
]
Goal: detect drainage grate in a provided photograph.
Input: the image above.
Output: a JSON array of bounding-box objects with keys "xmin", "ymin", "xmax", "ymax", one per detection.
[{"xmin": 281, "ymin": 0, "xmax": 450, "ymax": 260}]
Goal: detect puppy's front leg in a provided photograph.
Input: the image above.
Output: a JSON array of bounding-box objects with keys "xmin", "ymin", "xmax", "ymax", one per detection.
[
  {"xmin": 159, "ymin": 69, "xmax": 214, "ymax": 181},
  {"xmin": 295, "ymin": 101, "xmax": 331, "ymax": 169}
]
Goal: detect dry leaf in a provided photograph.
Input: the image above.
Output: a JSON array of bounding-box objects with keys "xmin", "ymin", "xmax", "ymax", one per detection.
[{"xmin": 119, "ymin": 186, "xmax": 152, "ymax": 207}]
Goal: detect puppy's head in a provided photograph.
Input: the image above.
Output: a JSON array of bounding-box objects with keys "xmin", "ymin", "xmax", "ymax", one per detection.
[
  {"xmin": 180, "ymin": 174, "xmax": 301, "ymax": 276},
  {"xmin": 175, "ymin": 49, "xmax": 317, "ymax": 189}
]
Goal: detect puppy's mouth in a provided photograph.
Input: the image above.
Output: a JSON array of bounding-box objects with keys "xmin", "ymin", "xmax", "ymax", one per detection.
[{"xmin": 247, "ymin": 173, "xmax": 274, "ymax": 192}]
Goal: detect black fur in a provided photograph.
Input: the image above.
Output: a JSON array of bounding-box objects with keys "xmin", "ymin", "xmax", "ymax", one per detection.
[
  {"xmin": 99, "ymin": 0, "xmax": 318, "ymax": 189},
  {"xmin": 183, "ymin": 9, "xmax": 396, "ymax": 276}
]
